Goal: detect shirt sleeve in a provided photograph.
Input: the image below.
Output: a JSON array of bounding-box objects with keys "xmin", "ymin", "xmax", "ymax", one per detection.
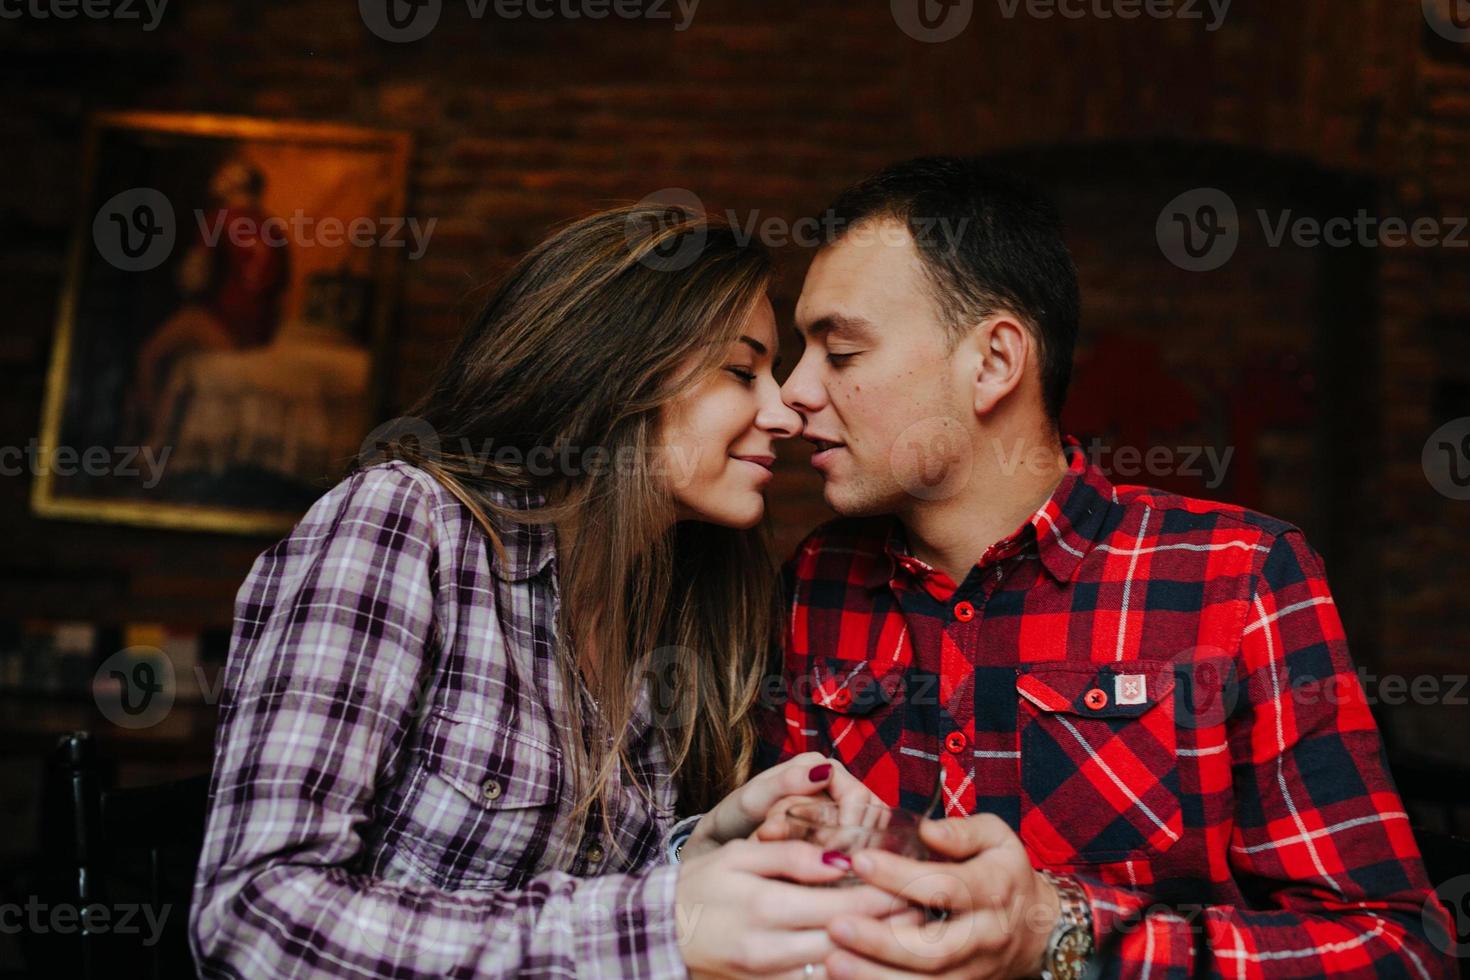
[
  {"xmin": 189, "ymin": 465, "xmax": 686, "ymax": 980},
  {"xmin": 1075, "ymin": 529, "xmax": 1455, "ymax": 979}
]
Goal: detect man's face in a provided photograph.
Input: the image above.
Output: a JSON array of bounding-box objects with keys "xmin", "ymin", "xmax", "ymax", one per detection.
[{"xmin": 782, "ymin": 219, "xmax": 974, "ymax": 516}]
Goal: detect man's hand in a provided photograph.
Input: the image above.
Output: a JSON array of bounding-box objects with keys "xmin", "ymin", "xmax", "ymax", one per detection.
[{"xmin": 823, "ymin": 814, "xmax": 1060, "ymax": 980}]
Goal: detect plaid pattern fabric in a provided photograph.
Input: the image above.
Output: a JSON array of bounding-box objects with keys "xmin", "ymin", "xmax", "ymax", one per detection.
[
  {"xmin": 761, "ymin": 436, "xmax": 1455, "ymax": 978},
  {"xmin": 191, "ymin": 462, "xmax": 687, "ymax": 979}
]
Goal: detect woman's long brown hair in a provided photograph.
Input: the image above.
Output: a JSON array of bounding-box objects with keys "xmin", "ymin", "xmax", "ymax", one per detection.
[{"xmin": 366, "ymin": 204, "xmax": 778, "ymax": 838}]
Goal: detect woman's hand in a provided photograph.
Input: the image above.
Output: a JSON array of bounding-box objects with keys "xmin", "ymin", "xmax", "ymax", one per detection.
[
  {"xmin": 675, "ymin": 837, "xmax": 922, "ymax": 979},
  {"xmin": 681, "ymin": 753, "xmax": 882, "ymax": 861}
]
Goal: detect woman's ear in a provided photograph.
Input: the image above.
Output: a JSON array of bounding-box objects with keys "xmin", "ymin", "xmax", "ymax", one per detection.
[{"xmin": 971, "ymin": 315, "xmax": 1029, "ymax": 417}]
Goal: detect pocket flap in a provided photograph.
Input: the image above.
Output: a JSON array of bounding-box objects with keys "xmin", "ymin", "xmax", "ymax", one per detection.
[
  {"xmin": 808, "ymin": 657, "xmax": 906, "ymax": 715},
  {"xmin": 422, "ymin": 711, "xmax": 558, "ymax": 809},
  {"xmin": 1016, "ymin": 661, "xmax": 1175, "ymax": 719}
]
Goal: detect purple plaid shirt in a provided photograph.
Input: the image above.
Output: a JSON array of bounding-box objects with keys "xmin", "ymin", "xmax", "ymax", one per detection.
[{"xmin": 190, "ymin": 462, "xmax": 692, "ymax": 979}]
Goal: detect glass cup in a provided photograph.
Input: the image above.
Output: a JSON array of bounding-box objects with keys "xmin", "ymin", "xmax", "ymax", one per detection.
[{"xmin": 784, "ymin": 801, "xmax": 931, "ymax": 886}]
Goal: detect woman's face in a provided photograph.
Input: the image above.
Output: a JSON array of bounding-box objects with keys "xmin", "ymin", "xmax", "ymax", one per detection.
[{"xmin": 660, "ymin": 296, "xmax": 802, "ymax": 529}]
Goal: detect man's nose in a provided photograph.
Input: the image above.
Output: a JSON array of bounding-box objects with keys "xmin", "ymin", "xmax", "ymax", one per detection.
[{"xmin": 780, "ymin": 355, "xmax": 827, "ymax": 417}]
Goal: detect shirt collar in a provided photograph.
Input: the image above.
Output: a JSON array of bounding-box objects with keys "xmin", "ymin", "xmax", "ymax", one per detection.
[
  {"xmin": 862, "ymin": 434, "xmax": 1114, "ymax": 590},
  {"xmin": 484, "ymin": 485, "xmax": 558, "ymax": 582}
]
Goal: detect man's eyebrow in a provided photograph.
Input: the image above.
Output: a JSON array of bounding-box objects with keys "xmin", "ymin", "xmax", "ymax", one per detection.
[{"xmin": 795, "ymin": 313, "xmax": 878, "ymax": 340}]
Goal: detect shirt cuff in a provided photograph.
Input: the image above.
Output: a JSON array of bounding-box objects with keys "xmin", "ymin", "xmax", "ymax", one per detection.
[
  {"xmin": 664, "ymin": 813, "xmax": 703, "ymax": 864},
  {"xmin": 1071, "ymin": 872, "xmax": 1187, "ymax": 973}
]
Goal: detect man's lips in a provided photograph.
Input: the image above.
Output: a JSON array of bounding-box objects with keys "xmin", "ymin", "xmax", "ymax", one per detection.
[
  {"xmin": 804, "ymin": 437, "xmax": 847, "ymax": 471},
  {"xmin": 803, "ymin": 436, "xmax": 845, "ymax": 453}
]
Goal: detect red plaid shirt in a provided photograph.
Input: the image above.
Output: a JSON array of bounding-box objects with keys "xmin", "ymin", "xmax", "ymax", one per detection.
[{"xmin": 761, "ymin": 436, "xmax": 1455, "ymax": 978}]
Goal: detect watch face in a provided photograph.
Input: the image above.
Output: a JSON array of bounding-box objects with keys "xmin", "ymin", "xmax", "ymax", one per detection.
[{"xmin": 1052, "ymin": 925, "xmax": 1093, "ymax": 980}]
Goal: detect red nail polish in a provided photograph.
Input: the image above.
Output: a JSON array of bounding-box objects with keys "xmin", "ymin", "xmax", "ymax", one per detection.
[
  {"xmin": 809, "ymin": 763, "xmax": 832, "ymax": 782},
  {"xmin": 822, "ymin": 849, "xmax": 853, "ymax": 870}
]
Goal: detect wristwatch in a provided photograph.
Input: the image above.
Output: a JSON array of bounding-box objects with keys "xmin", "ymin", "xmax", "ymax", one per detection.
[{"xmin": 1039, "ymin": 870, "xmax": 1095, "ymax": 980}]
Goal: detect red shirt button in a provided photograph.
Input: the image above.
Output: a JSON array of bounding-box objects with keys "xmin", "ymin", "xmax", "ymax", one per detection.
[
  {"xmin": 953, "ymin": 601, "xmax": 975, "ymax": 622},
  {"xmin": 1084, "ymin": 688, "xmax": 1108, "ymax": 710},
  {"xmin": 829, "ymin": 687, "xmax": 852, "ymax": 709},
  {"xmin": 944, "ymin": 731, "xmax": 967, "ymax": 754}
]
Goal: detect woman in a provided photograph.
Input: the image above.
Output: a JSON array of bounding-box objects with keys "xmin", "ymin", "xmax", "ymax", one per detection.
[{"xmin": 189, "ymin": 205, "xmax": 901, "ymax": 979}]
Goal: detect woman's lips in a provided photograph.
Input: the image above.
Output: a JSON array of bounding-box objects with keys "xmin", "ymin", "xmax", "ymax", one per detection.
[{"xmin": 733, "ymin": 455, "xmax": 776, "ymax": 482}]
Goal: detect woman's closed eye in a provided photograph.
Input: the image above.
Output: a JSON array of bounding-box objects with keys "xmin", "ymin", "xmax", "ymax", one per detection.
[{"xmin": 726, "ymin": 366, "xmax": 757, "ymax": 385}]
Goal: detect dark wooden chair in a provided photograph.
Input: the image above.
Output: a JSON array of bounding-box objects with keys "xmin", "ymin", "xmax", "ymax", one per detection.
[{"xmin": 33, "ymin": 732, "xmax": 210, "ymax": 980}]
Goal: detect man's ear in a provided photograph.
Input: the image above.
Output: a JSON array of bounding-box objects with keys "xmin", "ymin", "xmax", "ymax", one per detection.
[{"xmin": 971, "ymin": 314, "xmax": 1029, "ymax": 417}]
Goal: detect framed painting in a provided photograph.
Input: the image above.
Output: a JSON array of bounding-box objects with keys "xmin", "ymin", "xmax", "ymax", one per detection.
[{"xmin": 33, "ymin": 111, "xmax": 412, "ymax": 534}]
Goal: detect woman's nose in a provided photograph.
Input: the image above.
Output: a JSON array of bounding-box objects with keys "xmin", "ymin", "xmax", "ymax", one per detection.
[{"xmin": 757, "ymin": 389, "xmax": 803, "ymax": 440}]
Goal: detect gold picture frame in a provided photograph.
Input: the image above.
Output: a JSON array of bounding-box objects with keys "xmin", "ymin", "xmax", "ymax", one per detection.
[{"xmin": 34, "ymin": 112, "xmax": 412, "ymax": 535}]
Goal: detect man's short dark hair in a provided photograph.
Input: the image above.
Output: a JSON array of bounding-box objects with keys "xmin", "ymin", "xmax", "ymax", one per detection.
[{"xmin": 822, "ymin": 156, "xmax": 1080, "ymax": 425}]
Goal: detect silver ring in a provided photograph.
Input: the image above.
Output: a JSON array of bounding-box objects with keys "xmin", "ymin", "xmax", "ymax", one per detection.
[{"xmin": 804, "ymin": 965, "xmax": 816, "ymax": 979}]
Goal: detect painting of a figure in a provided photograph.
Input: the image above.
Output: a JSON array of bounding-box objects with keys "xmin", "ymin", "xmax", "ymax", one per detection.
[{"xmin": 34, "ymin": 113, "xmax": 410, "ymax": 534}]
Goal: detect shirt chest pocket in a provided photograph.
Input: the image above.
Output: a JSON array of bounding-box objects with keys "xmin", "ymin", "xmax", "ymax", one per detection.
[
  {"xmin": 401, "ymin": 710, "xmax": 562, "ymax": 890},
  {"xmin": 1015, "ymin": 661, "xmax": 1182, "ymax": 865},
  {"xmin": 805, "ymin": 657, "xmax": 907, "ymax": 794}
]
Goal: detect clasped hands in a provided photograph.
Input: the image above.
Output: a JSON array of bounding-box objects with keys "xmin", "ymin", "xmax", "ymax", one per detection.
[{"xmin": 674, "ymin": 754, "xmax": 1060, "ymax": 980}]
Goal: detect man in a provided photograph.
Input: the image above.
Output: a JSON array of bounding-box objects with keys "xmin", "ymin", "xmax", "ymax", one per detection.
[{"xmin": 762, "ymin": 157, "xmax": 1454, "ymax": 979}]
